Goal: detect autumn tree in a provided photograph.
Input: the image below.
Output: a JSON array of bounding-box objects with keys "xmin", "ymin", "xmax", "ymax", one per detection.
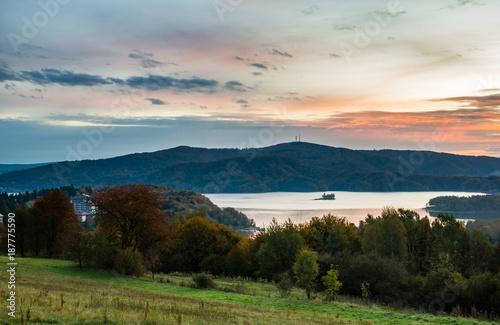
[
  {"xmin": 28, "ymin": 189, "xmax": 79, "ymax": 257},
  {"xmin": 226, "ymin": 235, "xmax": 263, "ymax": 277},
  {"xmin": 92, "ymin": 184, "xmax": 173, "ymax": 255},
  {"xmin": 171, "ymin": 215, "xmax": 241, "ymax": 273}
]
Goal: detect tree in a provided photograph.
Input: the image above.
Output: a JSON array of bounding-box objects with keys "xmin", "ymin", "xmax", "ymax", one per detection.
[
  {"xmin": 362, "ymin": 207, "xmax": 407, "ymax": 261},
  {"xmin": 398, "ymin": 209, "xmax": 433, "ymax": 274},
  {"xmin": 322, "ymin": 264, "xmax": 342, "ymax": 302},
  {"xmin": 13, "ymin": 208, "xmax": 29, "ymax": 257},
  {"xmin": 257, "ymin": 218, "xmax": 303, "ymax": 280},
  {"xmin": 67, "ymin": 227, "xmax": 94, "ymax": 269},
  {"xmin": 171, "ymin": 215, "xmax": 241, "ymax": 273},
  {"xmin": 28, "ymin": 189, "xmax": 79, "ymax": 257},
  {"xmin": 294, "ymin": 249, "xmax": 319, "ymax": 300},
  {"xmin": 298, "ymin": 214, "xmax": 360, "ymax": 254},
  {"xmin": 431, "ymin": 213, "xmax": 471, "ymax": 275},
  {"xmin": 143, "ymin": 245, "xmax": 162, "ymax": 280},
  {"xmin": 226, "ymin": 235, "xmax": 262, "ymax": 277},
  {"xmin": 92, "ymin": 184, "xmax": 173, "ymax": 254},
  {"xmin": 470, "ymin": 228, "xmax": 493, "ymax": 273}
]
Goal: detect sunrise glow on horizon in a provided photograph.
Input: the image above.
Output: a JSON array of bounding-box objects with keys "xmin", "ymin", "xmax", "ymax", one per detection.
[{"xmin": 1, "ymin": 0, "xmax": 500, "ymax": 163}]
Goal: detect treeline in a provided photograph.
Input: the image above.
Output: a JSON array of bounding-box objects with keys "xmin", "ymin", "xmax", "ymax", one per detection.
[
  {"xmin": 2, "ymin": 184, "xmax": 499, "ymax": 320},
  {"xmin": 467, "ymin": 219, "xmax": 500, "ymax": 244},
  {"xmin": 428, "ymin": 194, "xmax": 500, "ymax": 212},
  {"xmin": 0, "ymin": 185, "xmax": 91, "ymax": 218}
]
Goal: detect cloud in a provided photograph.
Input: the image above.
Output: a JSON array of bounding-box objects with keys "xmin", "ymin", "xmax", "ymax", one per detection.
[
  {"xmin": 19, "ymin": 68, "xmax": 113, "ymax": 86},
  {"xmin": 431, "ymin": 94, "xmax": 500, "ymax": 108},
  {"xmin": 145, "ymin": 98, "xmax": 167, "ymax": 105},
  {"xmin": 0, "ymin": 67, "xmax": 219, "ymax": 92},
  {"xmin": 140, "ymin": 58, "xmax": 163, "ymax": 68},
  {"xmin": 250, "ymin": 63, "xmax": 268, "ymax": 70},
  {"xmin": 332, "ymin": 24, "xmax": 357, "ymax": 31},
  {"xmin": 233, "ymin": 56, "xmax": 246, "ymax": 61},
  {"xmin": 234, "ymin": 99, "xmax": 248, "ymax": 104},
  {"xmin": 224, "ymin": 81, "xmax": 247, "ymax": 92},
  {"xmin": 272, "ymin": 49, "xmax": 293, "ymax": 58},
  {"xmin": 0, "ymin": 68, "xmax": 19, "ymax": 82},
  {"xmin": 125, "ymin": 75, "xmax": 218, "ymax": 91},
  {"xmin": 301, "ymin": 4, "xmax": 319, "ymax": 15},
  {"xmin": 372, "ymin": 9, "xmax": 406, "ymax": 19},
  {"xmin": 252, "ymin": 72, "xmax": 263, "ymax": 76},
  {"xmin": 129, "ymin": 49, "xmax": 163, "ymax": 68}
]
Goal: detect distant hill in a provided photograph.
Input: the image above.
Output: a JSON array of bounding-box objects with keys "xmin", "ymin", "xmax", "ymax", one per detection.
[
  {"xmin": 0, "ymin": 142, "xmax": 499, "ymax": 193},
  {"xmin": 0, "ymin": 162, "xmax": 54, "ymax": 175}
]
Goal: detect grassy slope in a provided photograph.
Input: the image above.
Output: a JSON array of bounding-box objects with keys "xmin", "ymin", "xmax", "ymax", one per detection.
[{"xmin": 0, "ymin": 256, "xmax": 497, "ymax": 325}]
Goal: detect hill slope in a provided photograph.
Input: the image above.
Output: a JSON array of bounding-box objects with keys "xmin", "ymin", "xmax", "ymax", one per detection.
[
  {"xmin": 0, "ymin": 256, "xmax": 492, "ymax": 325},
  {"xmin": 1, "ymin": 142, "xmax": 499, "ymax": 193}
]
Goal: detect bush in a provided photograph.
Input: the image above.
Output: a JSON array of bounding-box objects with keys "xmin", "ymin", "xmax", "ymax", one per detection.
[
  {"xmin": 114, "ymin": 247, "xmax": 144, "ymax": 277},
  {"xmin": 335, "ymin": 253, "xmax": 409, "ymax": 303},
  {"xmin": 192, "ymin": 273, "xmax": 215, "ymax": 289},
  {"xmin": 322, "ymin": 265, "xmax": 342, "ymax": 302},
  {"xmin": 275, "ymin": 272, "xmax": 293, "ymax": 298},
  {"xmin": 463, "ymin": 272, "xmax": 500, "ymax": 317}
]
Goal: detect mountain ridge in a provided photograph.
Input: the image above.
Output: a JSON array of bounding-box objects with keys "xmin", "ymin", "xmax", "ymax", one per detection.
[{"xmin": 1, "ymin": 142, "xmax": 499, "ymax": 193}]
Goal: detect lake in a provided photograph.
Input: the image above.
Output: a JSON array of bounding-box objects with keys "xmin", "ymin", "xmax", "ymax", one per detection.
[{"xmin": 204, "ymin": 191, "xmax": 485, "ymax": 227}]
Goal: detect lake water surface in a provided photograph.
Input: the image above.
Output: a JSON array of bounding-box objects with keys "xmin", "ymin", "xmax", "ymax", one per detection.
[{"xmin": 205, "ymin": 191, "xmax": 485, "ymax": 227}]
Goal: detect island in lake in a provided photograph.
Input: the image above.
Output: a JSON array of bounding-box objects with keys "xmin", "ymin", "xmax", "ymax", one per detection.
[{"xmin": 315, "ymin": 193, "xmax": 335, "ymax": 200}]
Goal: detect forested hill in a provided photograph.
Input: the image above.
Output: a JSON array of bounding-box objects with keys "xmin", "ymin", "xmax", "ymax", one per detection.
[
  {"xmin": 0, "ymin": 162, "xmax": 54, "ymax": 175},
  {"xmin": 1, "ymin": 142, "xmax": 500, "ymax": 193}
]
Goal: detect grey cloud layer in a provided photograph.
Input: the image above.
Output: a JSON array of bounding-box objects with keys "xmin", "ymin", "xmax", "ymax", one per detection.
[{"xmin": 0, "ymin": 67, "xmax": 246, "ymax": 93}]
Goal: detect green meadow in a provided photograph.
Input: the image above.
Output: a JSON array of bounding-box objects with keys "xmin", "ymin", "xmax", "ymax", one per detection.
[{"xmin": 0, "ymin": 256, "xmax": 497, "ymax": 325}]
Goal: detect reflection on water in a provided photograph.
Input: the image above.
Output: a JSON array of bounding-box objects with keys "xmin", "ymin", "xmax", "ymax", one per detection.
[
  {"xmin": 205, "ymin": 191, "xmax": 485, "ymax": 227},
  {"xmin": 238, "ymin": 208, "xmax": 430, "ymax": 228}
]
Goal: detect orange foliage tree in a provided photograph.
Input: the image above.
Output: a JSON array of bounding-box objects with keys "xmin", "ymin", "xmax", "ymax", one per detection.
[
  {"xmin": 92, "ymin": 184, "xmax": 174, "ymax": 254},
  {"xmin": 28, "ymin": 189, "xmax": 79, "ymax": 257}
]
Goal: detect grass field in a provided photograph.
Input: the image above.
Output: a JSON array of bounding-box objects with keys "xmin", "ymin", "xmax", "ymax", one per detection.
[{"xmin": 0, "ymin": 256, "xmax": 498, "ymax": 324}]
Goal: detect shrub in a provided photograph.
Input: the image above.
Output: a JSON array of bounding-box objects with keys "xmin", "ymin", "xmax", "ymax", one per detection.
[
  {"xmin": 275, "ymin": 272, "xmax": 293, "ymax": 298},
  {"xmin": 322, "ymin": 265, "xmax": 342, "ymax": 302},
  {"xmin": 192, "ymin": 273, "xmax": 215, "ymax": 289},
  {"xmin": 114, "ymin": 247, "xmax": 144, "ymax": 277}
]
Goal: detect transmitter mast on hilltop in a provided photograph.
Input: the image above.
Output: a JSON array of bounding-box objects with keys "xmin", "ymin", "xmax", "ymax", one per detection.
[{"xmin": 295, "ymin": 134, "xmax": 301, "ymax": 142}]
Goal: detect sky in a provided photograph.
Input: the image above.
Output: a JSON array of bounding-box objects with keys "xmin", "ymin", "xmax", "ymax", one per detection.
[{"xmin": 1, "ymin": 0, "xmax": 500, "ymax": 164}]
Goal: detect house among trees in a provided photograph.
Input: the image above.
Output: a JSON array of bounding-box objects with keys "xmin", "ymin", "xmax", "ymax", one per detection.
[{"xmin": 70, "ymin": 194, "xmax": 94, "ymax": 222}]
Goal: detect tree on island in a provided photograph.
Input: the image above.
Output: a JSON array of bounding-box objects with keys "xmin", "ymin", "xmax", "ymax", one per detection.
[{"xmin": 317, "ymin": 193, "xmax": 335, "ymax": 200}]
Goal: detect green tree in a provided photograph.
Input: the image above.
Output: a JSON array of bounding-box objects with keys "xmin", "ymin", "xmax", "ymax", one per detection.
[
  {"xmin": 430, "ymin": 213, "xmax": 471, "ymax": 275},
  {"xmin": 398, "ymin": 209, "xmax": 433, "ymax": 274},
  {"xmin": 322, "ymin": 264, "xmax": 342, "ymax": 302},
  {"xmin": 469, "ymin": 228, "xmax": 493, "ymax": 274},
  {"xmin": 299, "ymin": 214, "xmax": 360, "ymax": 254},
  {"xmin": 172, "ymin": 215, "xmax": 241, "ymax": 273},
  {"xmin": 362, "ymin": 207, "xmax": 407, "ymax": 261},
  {"xmin": 257, "ymin": 218, "xmax": 303, "ymax": 280},
  {"xmin": 67, "ymin": 227, "xmax": 94, "ymax": 269},
  {"xmin": 294, "ymin": 249, "xmax": 319, "ymax": 300}
]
